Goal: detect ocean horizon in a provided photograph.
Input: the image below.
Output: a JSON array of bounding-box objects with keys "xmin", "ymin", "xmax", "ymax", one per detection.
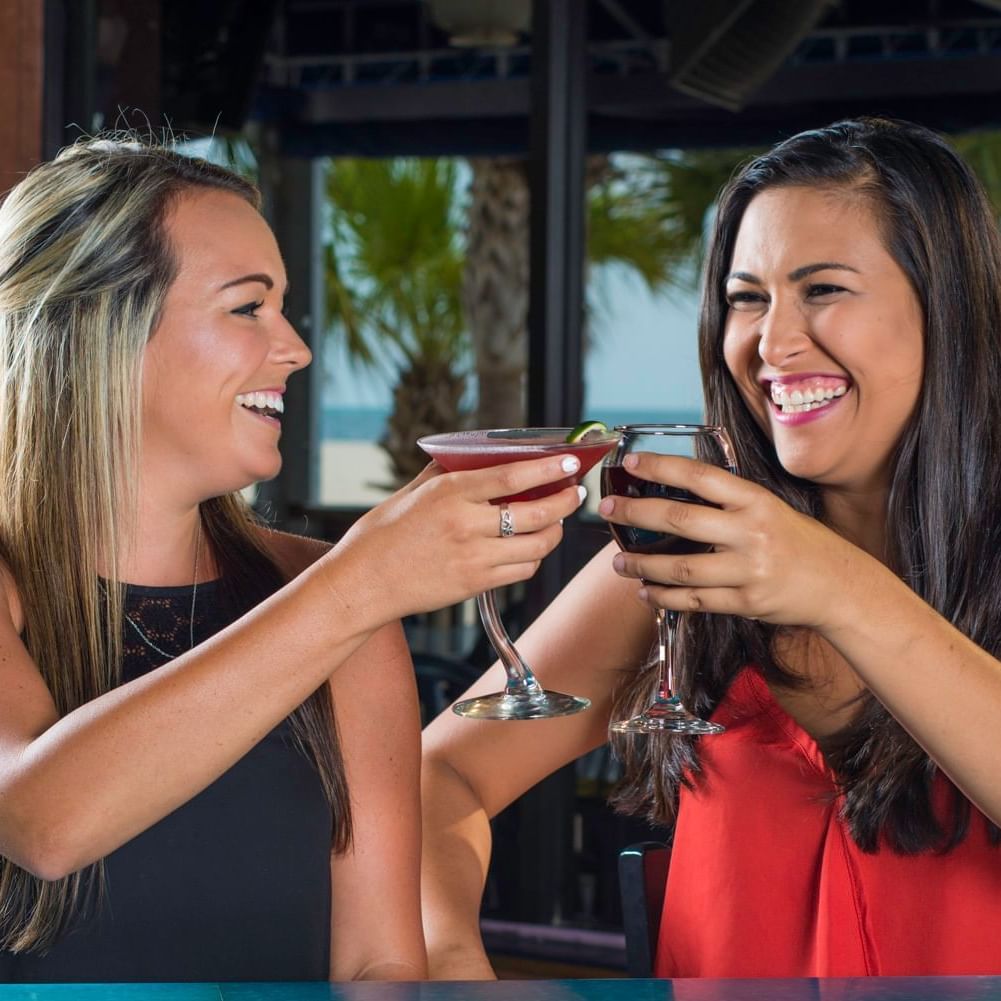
[{"xmin": 321, "ymin": 405, "xmax": 706, "ymax": 442}]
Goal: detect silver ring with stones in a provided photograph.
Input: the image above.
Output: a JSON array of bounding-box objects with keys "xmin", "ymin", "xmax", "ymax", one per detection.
[{"xmin": 499, "ymin": 505, "xmax": 515, "ymax": 538}]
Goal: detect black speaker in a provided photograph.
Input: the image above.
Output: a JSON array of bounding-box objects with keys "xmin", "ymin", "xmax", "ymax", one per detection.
[{"xmin": 667, "ymin": 0, "xmax": 835, "ymax": 111}]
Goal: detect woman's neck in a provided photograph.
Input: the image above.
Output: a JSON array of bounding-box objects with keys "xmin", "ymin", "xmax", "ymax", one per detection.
[
  {"xmin": 114, "ymin": 501, "xmax": 211, "ymax": 586},
  {"xmin": 821, "ymin": 483, "xmax": 889, "ymax": 562}
]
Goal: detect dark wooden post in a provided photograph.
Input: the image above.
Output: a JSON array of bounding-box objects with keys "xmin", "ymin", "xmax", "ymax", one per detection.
[
  {"xmin": 255, "ymin": 150, "xmax": 324, "ymax": 531},
  {"xmin": 513, "ymin": 0, "xmax": 589, "ymax": 928}
]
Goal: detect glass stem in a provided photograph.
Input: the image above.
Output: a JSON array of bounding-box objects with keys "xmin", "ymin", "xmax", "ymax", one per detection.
[
  {"xmin": 477, "ymin": 590, "xmax": 541, "ymax": 697},
  {"xmin": 655, "ymin": 609, "xmax": 681, "ymax": 703}
]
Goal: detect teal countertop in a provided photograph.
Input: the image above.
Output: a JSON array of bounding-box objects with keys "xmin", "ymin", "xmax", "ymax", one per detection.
[{"xmin": 1, "ymin": 979, "xmax": 1000, "ymax": 1001}]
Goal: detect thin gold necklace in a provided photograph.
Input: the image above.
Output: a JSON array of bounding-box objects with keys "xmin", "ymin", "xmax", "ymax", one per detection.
[{"xmin": 123, "ymin": 519, "xmax": 202, "ymax": 662}]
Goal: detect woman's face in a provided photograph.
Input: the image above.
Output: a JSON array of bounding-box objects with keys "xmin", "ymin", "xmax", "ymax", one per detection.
[
  {"xmin": 722, "ymin": 185, "xmax": 924, "ymax": 496},
  {"xmin": 141, "ymin": 188, "xmax": 311, "ymax": 501}
]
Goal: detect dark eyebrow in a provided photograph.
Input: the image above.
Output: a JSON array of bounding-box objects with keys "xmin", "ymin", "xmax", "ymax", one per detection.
[
  {"xmin": 788, "ymin": 262, "xmax": 860, "ymax": 282},
  {"xmin": 218, "ymin": 273, "xmax": 290, "ymax": 295},
  {"xmin": 724, "ymin": 270, "xmax": 760, "ymax": 285},
  {"xmin": 724, "ymin": 262, "xmax": 860, "ymax": 285}
]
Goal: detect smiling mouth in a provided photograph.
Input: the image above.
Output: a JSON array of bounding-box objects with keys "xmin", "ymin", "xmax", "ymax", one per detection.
[
  {"xmin": 767, "ymin": 378, "xmax": 850, "ymax": 415},
  {"xmin": 236, "ymin": 391, "xmax": 284, "ymax": 420}
]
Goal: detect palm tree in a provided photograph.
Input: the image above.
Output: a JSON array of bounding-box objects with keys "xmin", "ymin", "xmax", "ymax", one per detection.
[
  {"xmin": 324, "ymin": 157, "xmax": 469, "ymax": 483},
  {"xmin": 324, "ymin": 148, "xmax": 753, "ymax": 482},
  {"xmin": 461, "ymin": 148, "xmax": 753, "ymax": 430},
  {"xmin": 461, "ymin": 159, "xmax": 531, "ymax": 429}
]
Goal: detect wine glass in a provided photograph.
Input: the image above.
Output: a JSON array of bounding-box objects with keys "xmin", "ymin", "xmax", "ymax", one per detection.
[
  {"xmin": 601, "ymin": 424, "xmax": 736, "ymax": 734},
  {"xmin": 417, "ymin": 427, "xmax": 620, "ymax": 720}
]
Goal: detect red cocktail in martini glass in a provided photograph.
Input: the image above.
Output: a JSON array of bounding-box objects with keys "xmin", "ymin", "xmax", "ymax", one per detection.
[{"xmin": 418, "ymin": 427, "xmax": 619, "ymax": 720}]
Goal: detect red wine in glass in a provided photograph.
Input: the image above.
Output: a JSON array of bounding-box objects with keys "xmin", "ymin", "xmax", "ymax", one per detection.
[
  {"xmin": 600, "ymin": 468, "xmax": 717, "ymax": 557},
  {"xmin": 601, "ymin": 424, "xmax": 735, "ymax": 735}
]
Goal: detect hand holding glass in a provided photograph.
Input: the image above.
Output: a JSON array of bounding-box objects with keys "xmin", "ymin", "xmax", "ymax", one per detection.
[
  {"xmin": 601, "ymin": 424, "xmax": 735, "ymax": 734},
  {"xmin": 418, "ymin": 427, "xmax": 619, "ymax": 720}
]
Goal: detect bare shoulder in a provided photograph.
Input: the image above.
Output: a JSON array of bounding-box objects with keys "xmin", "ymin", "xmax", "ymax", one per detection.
[{"xmin": 252, "ymin": 525, "xmax": 332, "ymax": 581}]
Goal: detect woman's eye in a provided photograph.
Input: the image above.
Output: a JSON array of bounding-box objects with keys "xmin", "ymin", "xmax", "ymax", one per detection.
[
  {"xmin": 725, "ymin": 290, "xmax": 765, "ymax": 309},
  {"xmin": 232, "ymin": 300, "xmax": 264, "ymax": 317},
  {"xmin": 806, "ymin": 283, "xmax": 844, "ymax": 298}
]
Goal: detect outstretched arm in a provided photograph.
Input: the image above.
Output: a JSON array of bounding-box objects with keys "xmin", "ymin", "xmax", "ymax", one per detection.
[
  {"xmin": 421, "ymin": 544, "xmax": 654, "ymax": 978},
  {"xmin": 0, "ymin": 455, "xmax": 583, "ymax": 880}
]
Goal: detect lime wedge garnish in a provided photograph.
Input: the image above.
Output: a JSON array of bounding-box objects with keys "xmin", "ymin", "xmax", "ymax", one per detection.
[{"xmin": 566, "ymin": 420, "xmax": 608, "ymax": 443}]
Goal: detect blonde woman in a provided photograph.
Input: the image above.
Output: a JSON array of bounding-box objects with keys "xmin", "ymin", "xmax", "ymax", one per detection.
[{"xmin": 0, "ymin": 139, "xmax": 583, "ymax": 982}]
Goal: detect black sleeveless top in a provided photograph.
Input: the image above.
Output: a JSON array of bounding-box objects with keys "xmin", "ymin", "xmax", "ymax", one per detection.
[{"xmin": 0, "ymin": 580, "xmax": 333, "ymax": 982}]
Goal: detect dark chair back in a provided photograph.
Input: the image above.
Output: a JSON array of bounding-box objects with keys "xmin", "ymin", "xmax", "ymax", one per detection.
[{"xmin": 618, "ymin": 841, "xmax": 671, "ymax": 978}]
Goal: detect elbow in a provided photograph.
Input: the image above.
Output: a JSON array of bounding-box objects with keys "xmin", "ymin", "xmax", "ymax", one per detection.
[
  {"xmin": 5, "ymin": 827, "xmax": 88, "ymax": 883},
  {"xmin": 0, "ymin": 802, "xmax": 95, "ymax": 882},
  {"xmin": 19, "ymin": 855, "xmax": 77, "ymax": 884},
  {"xmin": 29, "ymin": 838, "xmax": 91, "ymax": 883}
]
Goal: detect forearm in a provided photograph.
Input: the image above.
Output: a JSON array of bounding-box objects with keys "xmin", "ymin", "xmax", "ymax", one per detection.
[
  {"xmin": 0, "ymin": 554, "xmax": 389, "ymax": 877},
  {"xmin": 421, "ymin": 757, "xmax": 496, "ymax": 980},
  {"xmin": 819, "ymin": 553, "xmax": 1001, "ymax": 823}
]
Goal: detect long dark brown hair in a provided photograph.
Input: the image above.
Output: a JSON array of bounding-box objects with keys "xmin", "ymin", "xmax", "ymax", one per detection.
[
  {"xmin": 0, "ymin": 139, "xmax": 349, "ymax": 952},
  {"xmin": 611, "ymin": 117, "xmax": 1001, "ymax": 853}
]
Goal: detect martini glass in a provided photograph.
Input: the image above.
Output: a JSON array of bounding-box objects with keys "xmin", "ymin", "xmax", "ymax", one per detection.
[
  {"xmin": 418, "ymin": 427, "xmax": 620, "ymax": 720},
  {"xmin": 601, "ymin": 424, "xmax": 735, "ymax": 734}
]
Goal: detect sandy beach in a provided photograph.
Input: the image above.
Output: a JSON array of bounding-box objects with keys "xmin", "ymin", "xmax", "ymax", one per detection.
[{"xmin": 319, "ymin": 440, "xmax": 396, "ymax": 507}]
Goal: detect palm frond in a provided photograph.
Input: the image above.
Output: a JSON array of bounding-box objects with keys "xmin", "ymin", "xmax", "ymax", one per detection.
[{"xmin": 952, "ymin": 130, "xmax": 1001, "ymax": 220}]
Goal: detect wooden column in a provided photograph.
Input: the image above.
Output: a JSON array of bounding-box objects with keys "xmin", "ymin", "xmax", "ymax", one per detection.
[
  {"xmin": 512, "ymin": 0, "xmax": 589, "ymax": 929},
  {"xmin": 526, "ymin": 0, "xmax": 588, "ymax": 430},
  {"xmin": 0, "ymin": 0, "xmax": 45, "ymax": 195},
  {"xmin": 525, "ymin": 0, "xmax": 589, "ymax": 612},
  {"xmin": 255, "ymin": 146, "xmax": 324, "ymax": 531}
]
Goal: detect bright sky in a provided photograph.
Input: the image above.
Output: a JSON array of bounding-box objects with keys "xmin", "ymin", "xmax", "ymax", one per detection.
[{"xmin": 584, "ymin": 264, "xmax": 703, "ymax": 413}]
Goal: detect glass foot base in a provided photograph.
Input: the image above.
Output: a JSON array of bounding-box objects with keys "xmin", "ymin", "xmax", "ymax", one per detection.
[
  {"xmin": 609, "ymin": 697, "xmax": 724, "ymax": 735},
  {"xmin": 453, "ymin": 690, "xmax": 591, "ymax": 720}
]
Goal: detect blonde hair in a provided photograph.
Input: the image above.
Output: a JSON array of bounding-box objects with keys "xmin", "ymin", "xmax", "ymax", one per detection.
[{"xmin": 0, "ymin": 138, "xmax": 347, "ymax": 952}]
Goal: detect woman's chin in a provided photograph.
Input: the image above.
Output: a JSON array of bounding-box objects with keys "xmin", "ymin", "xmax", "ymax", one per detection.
[{"xmin": 218, "ymin": 457, "xmax": 283, "ymax": 498}]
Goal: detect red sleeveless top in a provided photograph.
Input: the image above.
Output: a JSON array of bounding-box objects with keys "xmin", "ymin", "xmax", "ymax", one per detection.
[{"xmin": 655, "ymin": 667, "xmax": 1001, "ymax": 977}]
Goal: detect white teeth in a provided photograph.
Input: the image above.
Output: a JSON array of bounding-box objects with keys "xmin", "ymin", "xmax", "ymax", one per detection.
[
  {"xmin": 769, "ymin": 382, "xmax": 848, "ymax": 411},
  {"xmin": 770, "ymin": 382, "xmax": 848, "ymax": 414},
  {"xmin": 781, "ymin": 400, "xmax": 827, "ymax": 414},
  {"xmin": 236, "ymin": 391, "xmax": 284, "ymax": 414}
]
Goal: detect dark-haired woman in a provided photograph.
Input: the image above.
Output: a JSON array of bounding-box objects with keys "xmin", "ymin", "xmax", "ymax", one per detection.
[
  {"xmin": 0, "ymin": 139, "xmax": 584, "ymax": 982},
  {"xmin": 421, "ymin": 117, "xmax": 1001, "ymax": 978}
]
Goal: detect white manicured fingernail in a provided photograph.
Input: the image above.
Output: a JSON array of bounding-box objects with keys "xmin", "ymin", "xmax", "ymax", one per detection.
[
  {"xmin": 576, "ymin": 486, "xmax": 587, "ymax": 505},
  {"xmin": 561, "ymin": 456, "xmax": 580, "ymax": 473}
]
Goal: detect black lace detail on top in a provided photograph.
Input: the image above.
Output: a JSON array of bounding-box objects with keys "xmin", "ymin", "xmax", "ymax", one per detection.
[{"xmin": 121, "ymin": 579, "xmax": 224, "ymax": 679}]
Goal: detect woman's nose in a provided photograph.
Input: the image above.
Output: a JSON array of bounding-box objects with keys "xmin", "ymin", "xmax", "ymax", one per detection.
[
  {"xmin": 756, "ymin": 296, "xmax": 811, "ymax": 368},
  {"xmin": 272, "ymin": 315, "xmax": 313, "ymax": 371}
]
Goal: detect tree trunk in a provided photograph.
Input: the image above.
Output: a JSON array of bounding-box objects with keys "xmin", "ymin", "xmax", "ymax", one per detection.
[
  {"xmin": 380, "ymin": 356, "xmax": 467, "ymax": 486},
  {"xmin": 462, "ymin": 158, "xmax": 530, "ymax": 429}
]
